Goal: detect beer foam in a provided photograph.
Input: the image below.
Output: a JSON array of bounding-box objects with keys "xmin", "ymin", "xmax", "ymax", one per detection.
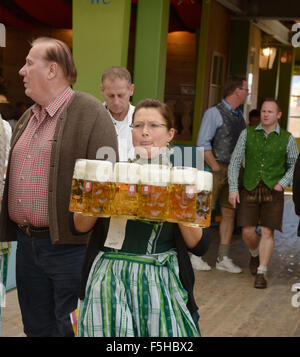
[
  {"xmin": 73, "ymin": 159, "xmax": 86, "ymax": 179},
  {"xmin": 196, "ymin": 170, "xmax": 213, "ymax": 191},
  {"xmin": 140, "ymin": 164, "xmax": 171, "ymax": 186},
  {"xmin": 83, "ymin": 160, "xmax": 97, "ymax": 181},
  {"xmin": 114, "ymin": 163, "xmax": 140, "ymax": 184},
  {"xmin": 85, "ymin": 160, "xmax": 113, "ymax": 181},
  {"xmin": 171, "ymin": 167, "xmax": 197, "ymax": 184},
  {"xmin": 96, "ymin": 160, "xmax": 113, "ymax": 182}
]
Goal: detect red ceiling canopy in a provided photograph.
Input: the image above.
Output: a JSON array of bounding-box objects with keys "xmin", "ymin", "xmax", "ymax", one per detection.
[
  {"xmin": 132, "ymin": 0, "xmax": 202, "ymax": 32},
  {"xmin": 170, "ymin": 0, "xmax": 202, "ymax": 30},
  {"xmin": 0, "ymin": 3, "xmax": 38, "ymax": 29},
  {"xmin": 0, "ymin": 0, "xmax": 201, "ymax": 31},
  {"xmin": 13, "ymin": 0, "xmax": 72, "ymax": 28}
]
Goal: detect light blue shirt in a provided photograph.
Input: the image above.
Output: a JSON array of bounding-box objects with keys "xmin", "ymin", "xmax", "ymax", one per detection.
[{"xmin": 197, "ymin": 99, "xmax": 241, "ymax": 150}]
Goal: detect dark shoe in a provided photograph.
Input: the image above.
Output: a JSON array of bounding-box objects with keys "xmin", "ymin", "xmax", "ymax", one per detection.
[
  {"xmin": 249, "ymin": 255, "xmax": 259, "ymax": 276},
  {"xmin": 254, "ymin": 273, "xmax": 267, "ymax": 289}
]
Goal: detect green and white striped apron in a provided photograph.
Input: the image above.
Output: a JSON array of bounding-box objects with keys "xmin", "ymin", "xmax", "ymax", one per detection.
[{"xmin": 77, "ymin": 249, "xmax": 199, "ymax": 337}]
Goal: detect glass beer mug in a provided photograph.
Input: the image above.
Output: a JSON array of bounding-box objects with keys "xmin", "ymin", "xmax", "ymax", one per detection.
[
  {"xmin": 112, "ymin": 162, "xmax": 140, "ymax": 218},
  {"xmin": 69, "ymin": 159, "xmax": 86, "ymax": 212},
  {"xmin": 137, "ymin": 164, "xmax": 171, "ymax": 221},
  {"xmin": 184, "ymin": 170, "xmax": 213, "ymax": 227},
  {"xmin": 168, "ymin": 166, "xmax": 198, "ymax": 223},
  {"xmin": 82, "ymin": 160, "xmax": 114, "ymax": 217}
]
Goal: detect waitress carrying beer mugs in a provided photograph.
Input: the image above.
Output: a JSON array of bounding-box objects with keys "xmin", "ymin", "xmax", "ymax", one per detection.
[{"xmin": 72, "ymin": 99, "xmax": 210, "ymax": 337}]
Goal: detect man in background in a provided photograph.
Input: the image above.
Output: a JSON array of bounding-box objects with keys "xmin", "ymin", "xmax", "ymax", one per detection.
[
  {"xmin": 191, "ymin": 75, "xmax": 248, "ymax": 273},
  {"xmin": 248, "ymin": 109, "xmax": 260, "ymax": 127},
  {"xmin": 101, "ymin": 66, "xmax": 135, "ymax": 162},
  {"xmin": 229, "ymin": 99, "xmax": 298, "ymax": 288}
]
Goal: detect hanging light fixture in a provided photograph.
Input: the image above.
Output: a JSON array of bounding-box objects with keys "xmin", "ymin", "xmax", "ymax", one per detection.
[
  {"xmin": 259, "ymin": 47, "xmax": 277, "ymax": 70},
  {"xmin": 0, "ymin": 94, "xmax": 9, "ymax": 104}
]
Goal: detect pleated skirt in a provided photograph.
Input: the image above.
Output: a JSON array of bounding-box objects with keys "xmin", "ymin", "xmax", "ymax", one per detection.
[{"xmin": 77, "ymin": 250, "xmax": 200, "ymax": 337}]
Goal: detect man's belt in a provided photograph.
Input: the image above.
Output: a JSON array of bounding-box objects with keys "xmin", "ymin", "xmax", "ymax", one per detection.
[{"xmin": 17, "ymin": 224, "xmax": 50, "ymax": 238}]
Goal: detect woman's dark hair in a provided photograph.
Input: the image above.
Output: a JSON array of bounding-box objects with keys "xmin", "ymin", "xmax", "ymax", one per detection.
[{"xmin": 132, "ymin": 98, "xmax": 176, "ymax": 130}]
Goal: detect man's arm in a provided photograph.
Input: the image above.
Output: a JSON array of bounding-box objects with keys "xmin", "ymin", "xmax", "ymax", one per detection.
[
  {"xmin": 204, "ymin": 150, "xmax": 221, "ymax": 172},
  {"xmin": 228, "ymin": 129, "xmax": 247, "ymax": 207},
  {"xmin": 87, "ymin": 106, "xmax": 119, "ymax": 163},
  {"xmin": 293, "ymin": 154, "xmax": 300, "ymax": 216},
  {"xmin": 277, "ymin": 135, "xmax": 299, "ymax": 190},
  {"xmin": 197, "ymin": 107, "xmax": 223, "ymax": 171}
]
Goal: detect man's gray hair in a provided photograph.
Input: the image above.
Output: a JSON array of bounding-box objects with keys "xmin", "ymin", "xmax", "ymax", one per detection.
[{"xmin": 101, "ymin": 66, "xmax": 132, "ymax": 86}]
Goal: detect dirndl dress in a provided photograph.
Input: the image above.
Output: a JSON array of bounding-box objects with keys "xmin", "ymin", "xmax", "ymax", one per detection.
[{"xmin": 77, "ymin": 221, "xmax": 200, "ymax": 337}]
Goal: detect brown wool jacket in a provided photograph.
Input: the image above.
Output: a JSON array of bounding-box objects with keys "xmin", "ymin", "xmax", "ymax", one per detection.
[{"xmin": 0, "ymin": 91, "xmax": 119, "ymax": 244}]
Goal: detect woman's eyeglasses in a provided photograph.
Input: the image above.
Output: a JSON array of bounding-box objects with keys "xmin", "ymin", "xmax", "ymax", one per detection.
[{"xmin": 130, "ymin": 123, "xmax": 167, "ymax": 131}]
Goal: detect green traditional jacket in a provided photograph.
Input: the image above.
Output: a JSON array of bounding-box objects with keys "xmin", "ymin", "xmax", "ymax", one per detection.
[{"xmin": 243, "ymin": 125, "xmax": 290, "ymax": 191}]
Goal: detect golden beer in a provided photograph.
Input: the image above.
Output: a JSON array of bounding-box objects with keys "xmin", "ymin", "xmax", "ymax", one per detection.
[
  {"xmin": 112, "ymin": 163, "xmax": 140, "ymax": 218},
  {"xmin": 184, "ymin": 170, "xmax": 213, "ymax": 227},
  {"xmin": 137, "ymin": 165, "xmax": 170, "ymax": 221},
  {"xmin": 69, "ymin": 159, "xmax": 86, "ymax": 212},
  {"xmin": 82, "ymin": 160, "xmax": 114, "ymax": 217},
  {"xmin": 168, "ymin": 167, "xmax": 197, "ymax": 223}
]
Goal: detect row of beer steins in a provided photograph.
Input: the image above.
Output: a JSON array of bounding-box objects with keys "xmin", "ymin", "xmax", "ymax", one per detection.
[{"xmin": 69, "ymin": 159, "xmax": 213, "ymax": 227}]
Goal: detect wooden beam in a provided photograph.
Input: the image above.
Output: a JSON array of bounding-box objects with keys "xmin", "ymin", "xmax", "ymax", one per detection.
[
  {"xmin": 253, "ymin": 20, "xmax": 290, "ymax": 46},
  {"xmin": 215, "ymin": 0, "xmax": 242, "ymax": 14},
  {"xmin": 241, "ymin": 0, "xmax": 300, "ymax": 20}
]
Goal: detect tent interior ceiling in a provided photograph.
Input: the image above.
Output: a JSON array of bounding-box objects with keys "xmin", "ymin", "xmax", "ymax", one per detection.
[
  {"xmin": 0, "ymin": 0, "xmax": 202, "ymax": 32},
  {"xmin": 0, "ymin": 0, "xmax": 298, "ymax": 41}
]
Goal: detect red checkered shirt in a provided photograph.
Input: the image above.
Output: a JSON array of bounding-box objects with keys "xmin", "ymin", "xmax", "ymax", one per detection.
[{"xmin": 8, "ymin": 87, "xmax": 74, "ymax": 227}]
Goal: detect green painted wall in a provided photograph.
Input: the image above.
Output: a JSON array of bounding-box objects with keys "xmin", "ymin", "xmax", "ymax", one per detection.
[
  {"xmin": 132, "ymin": 0, "xmax": 170, "ymax": 104},
  {"xmin": 228, "ymin": 21, "xmax": 251, "ymax": 77},
  {"xmin": 277, "ymin": 48, "xmax": 295, "ymax": 130},
  {"xmin": 72, "ymin": 0, "xmax": 131, "ymax": 99},
  {"xmin": 190, "ymin": 0, "xmax": 212, "ymax": 146}
]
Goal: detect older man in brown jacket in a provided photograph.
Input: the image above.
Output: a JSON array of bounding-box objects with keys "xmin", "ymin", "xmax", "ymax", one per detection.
[{"xmin": 0, "ymin": 37, "xmax": 118, "ymax": 337}]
